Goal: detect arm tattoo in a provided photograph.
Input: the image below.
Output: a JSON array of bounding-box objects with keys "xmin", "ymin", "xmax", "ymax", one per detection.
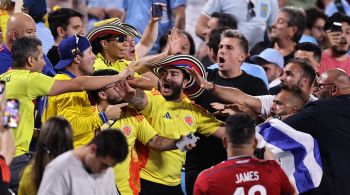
[{"xmin": 129, "ymin": 88, "xmax": 147, "ymax": 110}]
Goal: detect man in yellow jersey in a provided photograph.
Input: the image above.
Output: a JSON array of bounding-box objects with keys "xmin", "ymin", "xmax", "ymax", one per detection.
[
  {"xmin": 115, "ymin": 55, "xmax": 226, "ymax": 195},
  {"xmin": 0, "ymin": 36, "xmax": 132, "ymax": 193},
  {"xmin": 89, "ymin": 69, "xmax": 196, "ymax": 195},
  {"xmin": 42, "ymin": 34, "xmax": 130, "ymax": 149}
]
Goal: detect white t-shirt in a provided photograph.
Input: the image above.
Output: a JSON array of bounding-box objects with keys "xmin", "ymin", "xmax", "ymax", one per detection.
[
  {"xmin": 38, "ymin": 151, "xmax": 119, "ymax": 195},
  {"xmin": 202, "ymin": 0, "xmax": 278, "ymax": 48},
  {"xmin": 257, "ymin": 94, "xmax": 318, "ymax": 117}
]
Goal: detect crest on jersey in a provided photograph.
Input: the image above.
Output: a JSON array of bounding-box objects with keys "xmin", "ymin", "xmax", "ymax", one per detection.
[
  {"xmin": 122, "ymin": 126, "xmax": 132, "ymax": 136},
  {"xmin": 184, "ymin": 116, "xmax": 193, "ymax": 126}
]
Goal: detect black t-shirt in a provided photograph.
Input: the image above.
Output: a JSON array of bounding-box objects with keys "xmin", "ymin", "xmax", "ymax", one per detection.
[
  {"xmin": 269, "ymin": 84, "xmax": 281, "ymax": 95},
  {"xmin": 47, "ymin": 45, "xmax": 60, "ymax": 68},
  {"xmin": 185, "ymin": 69, "xmax": 268, "ymax": 172},
  {"xmin": 284, "ymin": 95, "xmax": 350, "ymax": 195}
]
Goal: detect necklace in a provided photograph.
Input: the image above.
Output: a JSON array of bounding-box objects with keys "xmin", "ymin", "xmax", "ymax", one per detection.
[{"xmin": 170, "ymin": 101, "xmax": 184, "ymax": 119}]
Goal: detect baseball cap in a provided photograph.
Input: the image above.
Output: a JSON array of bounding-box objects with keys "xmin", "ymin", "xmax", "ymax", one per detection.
[
  {"xmin": 55, "ymin": 34, "xmax": 91, "ymax": 70},
  {"xmin": 250, "ymin": 48, "xmax": 284, "ymax": 68}
]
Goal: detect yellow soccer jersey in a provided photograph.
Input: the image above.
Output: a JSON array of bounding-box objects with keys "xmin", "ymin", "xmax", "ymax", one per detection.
[
  {"xmin": 43, "ymin": 73, "xmax": 104, "ymax": 148},
  {"xmin": 18, "ymin": 164, "xmax": 36, "ymax": 195},
  {"xmin": 111, "ymin": 109, "xmax": 157, "ymax": 195},
  {"xmin": 0, "ymin": 70, "xmax": 55, "ymax": 156},
  {"xmin": 93, "ymin": 53, "xmax": 140, "ymax": 77},
  {"xmin": 97, "ymin": 107, "xmax": 157, "ymax": 195},
  {"xmin": 138, "ymin": 89, "xmax": 223, "ymax": 186}
]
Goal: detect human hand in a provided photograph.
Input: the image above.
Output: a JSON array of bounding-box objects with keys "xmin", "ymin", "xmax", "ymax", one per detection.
[
  {"xmin": 114, "ymin": 81, "xmax": 136, "ymax": 102},
  {"xmin": 186, "ymin": 67, "xmax": 212, "ymax": 90},
  {"xmin": 326, "ymin": 30, "xmax": 342, "ymax": 47},
  {"xmin": 105, "ymin": 103, "xmax": 128, "ymax": 120},
  {"xmin": 166, "ymin": 28, "xmax": 181, "ymax": 55}
]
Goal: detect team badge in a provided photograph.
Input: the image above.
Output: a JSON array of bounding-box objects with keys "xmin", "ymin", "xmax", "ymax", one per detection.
[
  {"xmin": 184, "ymin": 116, "xmax": 193, "ymax": 126},
  {"xmin": 122, "ymin": 126, "xmax": 132, "ymax": 136},
  {"xmin": 260, "ymin": 3, "xmax": 268, "ymax": 18}
]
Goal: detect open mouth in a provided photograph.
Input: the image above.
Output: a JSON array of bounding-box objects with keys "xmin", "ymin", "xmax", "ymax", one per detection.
[
  {"xmin": 163, "ymin": 83, "xmax": 171, "ymax": 89},
  {"xmin": 219, "ymin": 57, "xmax": 225, "ymax": 63}
]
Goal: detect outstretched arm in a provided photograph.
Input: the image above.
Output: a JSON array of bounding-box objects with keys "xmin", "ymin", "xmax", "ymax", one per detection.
[
  {"xmin": 129, "ymin": 28, "xmax": 181, "ymax": 74},
  {"xmin": 48, "ymin": 67, "xmax": 133, "ymax": 96},
  {"xmin": 147, "ymin": 135, "xmax": 196, "ymax": 152},
  {"xmin": 187, "ymin": 67, "xmax": 263, "ymax": 114},
  {"xmin": 135, "ymin": 6, "xmax": 161, "ymax": 58}
]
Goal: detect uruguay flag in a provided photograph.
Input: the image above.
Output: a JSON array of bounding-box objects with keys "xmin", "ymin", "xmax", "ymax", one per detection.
[{"xmin": 256, "ymin": 119, "xmax": 323, "ymax": 194}]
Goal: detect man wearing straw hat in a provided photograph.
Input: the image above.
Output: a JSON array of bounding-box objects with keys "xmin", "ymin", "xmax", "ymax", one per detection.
[
  {"xmin": 115, "ymin": 54, "xmax": 226, "ymax": 195},
  {"xmin": 87, "ymin": 19, "xmax": 177, "ymax": 90}
]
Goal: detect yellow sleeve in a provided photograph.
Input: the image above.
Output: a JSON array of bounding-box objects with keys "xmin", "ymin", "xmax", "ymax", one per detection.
[
  {"xmin": 53, "ymin": 91, "xmax": 104, "ymax": 147},
  {"xmin": 0, "ymin": 12, "xmax": 9, "ymax": 42},
  {"xmin": 134, "ymin": 112, "xmax": 158, "ymax": 145},
  {"xmin": 27, "ymin": 72, "xmax": 55, "ymax": 98},
  {"xmin": 42, "ymin": 96, "xmax": 57, "ymax": 123},
  {"xmin": 18, "ymin": 164, "xmax": 37, "ymax": 195},
  {"xmin": 139, "ymin": 90, "xmax": 156, "ymax": 117},
  {"xmin": 193, "ymin": 104, "xmax": 223, "ymax": 137}
]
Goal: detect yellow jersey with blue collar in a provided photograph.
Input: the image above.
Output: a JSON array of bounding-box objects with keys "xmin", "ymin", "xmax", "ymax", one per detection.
[{"xmin": 43, "ymin": 73, "xmax": 106, "ymax": 148}]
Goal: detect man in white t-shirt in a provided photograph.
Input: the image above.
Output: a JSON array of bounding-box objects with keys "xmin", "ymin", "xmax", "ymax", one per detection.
[
  {"xmin": 38, "ymin": 130, "xmax": 128, "ymax": 195},
  {"xmin": 188, "ymin": 59, "xmax": 317, "ymax": 118}
]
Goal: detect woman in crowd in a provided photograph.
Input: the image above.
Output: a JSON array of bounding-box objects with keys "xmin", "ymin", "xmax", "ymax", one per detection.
[{"xmin": 18, "ymin": 117, "xmax": 73, "ymax": 195}]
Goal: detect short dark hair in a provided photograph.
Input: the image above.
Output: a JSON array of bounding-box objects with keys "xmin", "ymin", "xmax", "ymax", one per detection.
[
  {"xmin": 33, "ymin": 116, "xmax": 73, "ymax": 189},
  {"xmin": 295, "ymin": 42, "xmax": 322, "ymax": 62},
  {"xmin": 208, "ymin": 26, "xmax": 230, "ymax": 56},
  {"xmin": 91, "ymin": 129, "xmax": 128, "ymax": 163},
  {"xmin": 89, "ymin": 69, "xmax": 119, "ymax": 104},
  {"xmin": 325, "ymin": 12, "xmax": 350, "ymax": 30},
  {"xmin": 305, "ymin": 7, "xmax": 327, "ymax": 30},
  {"xmin": 48, "ymin": 8, "xmax": 83, "ymax": 39},
  {"xmin": 221, "ymin": 29, "xmax": 249, "ymax": 54},
  {"xmin": 12, "ymin": 37, "xmax": 42, "ymax": 68},
  {"xmin": 91, "ymin": 34, "xmax": 116, "ymax": 55},
  {"xmin": 288, "ymin": 58, "xmax": 316, "ymax": 86},
  {"xmin": 211, "ymin": 12, "xmax": 237, "ymax": 30},
  {"xmin": 280, "ymin": 6, "xmax": 306, "ymax": 42},
  {"xmin": 225, "ymin": 113, "xmax": 256, "ymax": 146}
]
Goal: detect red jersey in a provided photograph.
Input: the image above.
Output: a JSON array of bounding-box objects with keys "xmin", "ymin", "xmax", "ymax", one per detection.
[{"xmin": 194, "ymin": 156, "xmax": 294, "ymax": 195}]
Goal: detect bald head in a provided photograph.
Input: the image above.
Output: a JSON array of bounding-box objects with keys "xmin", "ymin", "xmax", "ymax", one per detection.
[
  {"xmin": 321, "ymin": 69, "xmax": 350, "ymax": 88},
  {"xmin": 315, "ymin": 69, "xmax": 350, "ymax": 98},
  {"xmin": 6, "ymin": 13, "xmax": 36, "ymax": 46}
]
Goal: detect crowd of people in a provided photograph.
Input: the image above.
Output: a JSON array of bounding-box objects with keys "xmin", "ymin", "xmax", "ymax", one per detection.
[{"xmin": 0, "ymin": 0, "xmax": 349, "ymax": 195}]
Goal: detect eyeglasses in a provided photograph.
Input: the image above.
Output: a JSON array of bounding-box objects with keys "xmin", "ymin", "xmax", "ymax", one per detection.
[
  {"xmin": 107, "ymin": 36, "xmax": 127, "ymax": 43},
  {"xmin": 247, "ymin": 0, "xmax": 256, "ymax": 20},
  {"xmin": 313, "ymin": 82, "xmax": 336, "ymax": 90},
  {"xmin": 99, "ymin": 84, "xmax": 115, "ymax": 92}
]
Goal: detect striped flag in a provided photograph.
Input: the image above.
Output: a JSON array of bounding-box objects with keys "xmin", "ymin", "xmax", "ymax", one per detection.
[{"xmin": 256, "ymin": 119, "xmax": 323, "ymax": 194}]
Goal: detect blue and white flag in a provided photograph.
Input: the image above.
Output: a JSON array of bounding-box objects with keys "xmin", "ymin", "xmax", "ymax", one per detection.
[{"xmin": 256, "ymin": 119, "xmax": 323, "ymax": 194}]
